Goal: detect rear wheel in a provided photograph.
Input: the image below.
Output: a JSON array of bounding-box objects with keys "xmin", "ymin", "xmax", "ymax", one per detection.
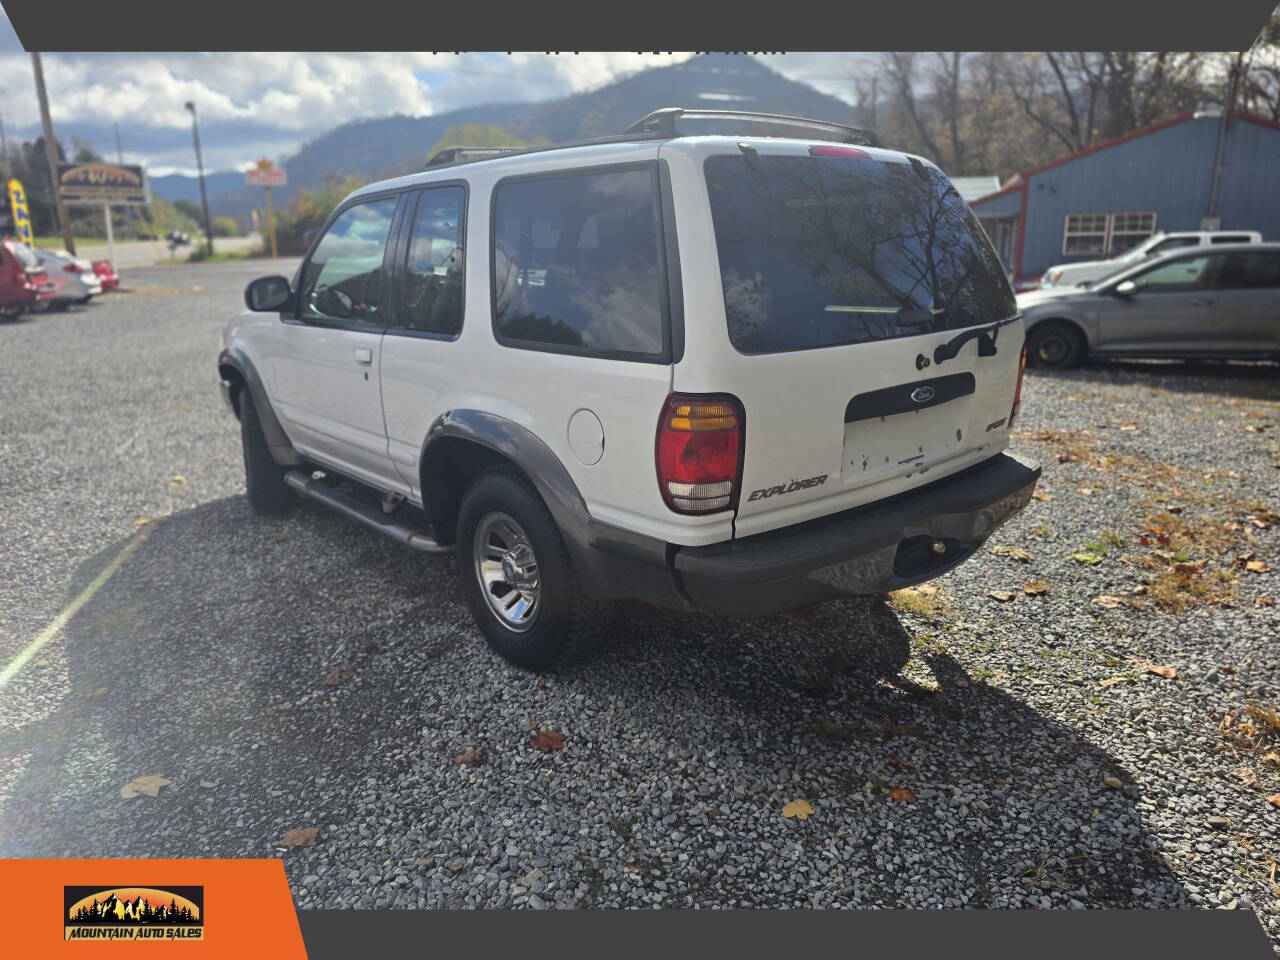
[
  {"xmin": 455, "ymin": 467, "xmax": 599, "ymax": 670},
  {"xmin": 1027, "ymin": 321, "xmax": 1085, "ymax": 369},
  {"xmin": 240, "ymin": 389, "xmax": 294, "ymax": 515}
]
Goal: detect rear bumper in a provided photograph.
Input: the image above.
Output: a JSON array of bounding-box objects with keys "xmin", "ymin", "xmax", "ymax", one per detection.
[{"xmin": 586, "ymin": 452, "xmax": 1040, "ymax": 618}]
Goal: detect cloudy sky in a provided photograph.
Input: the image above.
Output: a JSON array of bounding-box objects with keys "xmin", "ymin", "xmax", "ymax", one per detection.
[{"xmin": 0, "ymin": 13, "xmax": 871, "ymax": 176}]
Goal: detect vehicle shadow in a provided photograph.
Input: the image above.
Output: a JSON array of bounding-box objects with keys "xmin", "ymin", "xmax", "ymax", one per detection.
[
  {"xmin": 0, "ymin": 494, "xmax": 1186, "ymax": 910},
  {"xmin": 1027, "ymin": 358, "xmax": 1279, "ymax": 402}
]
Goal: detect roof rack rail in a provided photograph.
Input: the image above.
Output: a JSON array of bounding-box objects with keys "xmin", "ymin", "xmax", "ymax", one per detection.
[
  {"xmin": 623, "ymin": 108, "xmax": 882, "ymax": 148},
  {"xmin": 426, "ymin": 146, "xmax": 523, "ymax": 168}
]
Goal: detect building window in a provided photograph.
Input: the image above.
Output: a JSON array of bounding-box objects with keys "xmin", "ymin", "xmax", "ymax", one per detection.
[
  {"xmin": 1109, "ymin": 212, "xmax": 1157, "ymax": 254},
  {"xmin": 1062, "ymin": 211, "xmax": 1158, "ymax": 257},
  {"xmin": 1062, "ymin": 213, "xmax": 1109, "ymax": 256}
]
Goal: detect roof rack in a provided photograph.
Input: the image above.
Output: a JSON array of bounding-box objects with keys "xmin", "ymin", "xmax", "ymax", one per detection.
[
  {"xmin": 622, "ymin": 108, "xmax": 882, "ymax": 148},
  {"xmin": 420, "ymin": 107, "xmax": 883, "ymax": 171},
  {"xmin": 425, "ymin": 146, "xmax": 523, "ymax": 167}
]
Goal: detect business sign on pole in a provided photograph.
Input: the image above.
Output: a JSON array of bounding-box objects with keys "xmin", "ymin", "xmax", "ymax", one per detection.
[
  {"xmin": 55, "ymin": 162, "xmax": 150, "ymax": 206},
  {"xmin": 246, "ymin": 167, "xmax": 287, "ymax": 188},
  {"xmin": 6, "ymin": 178, "xmax": 34, "ymax": 246}
]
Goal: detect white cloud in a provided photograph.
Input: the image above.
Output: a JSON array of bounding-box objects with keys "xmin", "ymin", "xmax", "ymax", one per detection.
[{"xmin": 0, "ymin": 9, "xmax": 864, "ymax": 174}]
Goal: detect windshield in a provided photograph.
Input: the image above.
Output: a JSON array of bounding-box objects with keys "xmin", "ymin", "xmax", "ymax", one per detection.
[
  {"xmin": 1112, "ymin": 235, "xmax": 1161, "ymax": 264},
  {"xmin": 704, "ymin": 152, "xmax": 1015, "ymax": 354}
]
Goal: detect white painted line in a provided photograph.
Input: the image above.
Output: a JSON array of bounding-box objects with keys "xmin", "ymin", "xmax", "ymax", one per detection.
[{"xmin": 0, "ymin": 524, "xmax": 155, "ymax": 691}]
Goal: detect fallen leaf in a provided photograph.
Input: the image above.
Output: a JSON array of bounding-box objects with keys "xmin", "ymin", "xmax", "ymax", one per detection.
[
  {"xmin": 1098, "ymin": 676, "xmax": 1127, "ymax": 688},
  {"xmin": 281, "ymin": 826, "xmax": 318, "ymax": 851},
  {"xmin": 453, "ymin": 747, "xmax": 488, "ymax": 766},
  {"xmin": 529, "ymin": 730, "xmax": 566, "ymax": 753},
  {"xmin": 1262, "ymin": 752, "xmax": 1280, "ymax": 767},
  {"xmin": 536, "ymin": 676, "xmax": 546, "ymax": 690},
  {"xmin": 322, "ymin": 662, "xmax": 357, "ymax": 685},
  {"xmin": 1023, "ymin": 580, "xmax": 1050, "ymax": 596},
  {"xmin": 359, "ymin": 636, "xmax": 378, "ymax": 650},
  {"xmin": 1072, "ymin": 552, "xmax": 1104, "ymax": 566},
  {"xmin": 85, "ymin": 687, "xmax": 109, "ymax": 701},
  {"xmin": 1078, "ymin": 487, "xmax": 1094, "ymax": 496},
  {"xmin": 1141, "ymin": 661, "xmax": 1177, "ymax": 680},
  {"xmin": 952, "ymin": 678, "xmax": 969, "ymax": 689},
  {"xmin": 986, "ymin": 589, "xmax": 1015, "ymax": 602},
  {"xmin": 120, "ymin": 774, "xmax": 172, "ymax": 799},
  {"xmin": 133, "ymin": 516, "xmax": 150, "ymax": 527},
  {"xmin": 1246, "ymin": 560, "xmax": 1271, "ymax": 574},
  {"xmin": 992, "ymin": 545, "xmax": 1034, "ymax": 563},
  {"xmin": 1103, "ymin": 774, "xmax": 1124, "ymax": 791},
  {"xmin": 445, "ymin": 862, "xmax": 462, "ymax": 874},
  {"xmin": 415, "ymin": 857, "xmax": 435, "ymax": 869},
  {"xmin": 1268, "ymin": 795, "xmax": 1280, "ymax": 811},
  {"xmin": 1172, "ymin": 561, "xmax": 1202, "ymax": 576},
  {"xmin": 1256, "ymin": 597, "xmax": 1275, "ymax": 607},
  {"xmin": 916, "ymin": 583, "xmax": 939, "ymax": 596},
  {"xmin": 886, "ymin": 754, "xmax": 909, "ymax": 769},
  {"xmin": 781, "ymin": 798, "xmax": 815, "ymax": 820},
  {"xmin": 1032, "ymin": 490, "xmax": 1052, "ymax": 501},
  {"xmin": 889, "ymin": 788, "xmax": 917, "ymax": 804},
  {"xmin": 1093, "ymin": 595, "xmax": 1124, "ymax": 609},
  {"xmin": 168, "ymin": 474, "xmax": 187, "ymax": 485}
]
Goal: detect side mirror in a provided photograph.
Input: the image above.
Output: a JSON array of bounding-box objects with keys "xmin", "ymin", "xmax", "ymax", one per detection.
[
  {"xmin": 1113, "ymin": 280, "xmax": 1137, "ymax": 297},
  {"xmin": 245, "ymin": 275, "xmax": 293, "ymax": 312}
]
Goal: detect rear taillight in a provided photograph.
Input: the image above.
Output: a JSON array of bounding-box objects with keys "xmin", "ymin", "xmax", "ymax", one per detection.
[
  {"xmin": 808, "ymin": 145, "xmax": 868, "ymax": 159},
  {"xmin": 11, "ymin": 264, "xmax": 25, "ymax": 286},
  {"xmin": 656, "ymin": 393, "xmax": 744, "ymax": 514},
  {"xmin": 63, "ymin": 263, "xmax": 79, "ymax": 273},
  {"xmin": 1008, "ymin": 344, "xmax": 1027, "ymax": 428}
]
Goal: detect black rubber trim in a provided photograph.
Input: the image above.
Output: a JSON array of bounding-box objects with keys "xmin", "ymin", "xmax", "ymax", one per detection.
[
  {"xmin": 674, "ymin": 452, "xmax": 1041, "ymax": 584},
  {"xmin": 216, "ymin": 347, "xmax": 301, "ymax": 466},
  {"xmin": 844, "ymin": 372, "xmax": 975, "ymax": 423}
]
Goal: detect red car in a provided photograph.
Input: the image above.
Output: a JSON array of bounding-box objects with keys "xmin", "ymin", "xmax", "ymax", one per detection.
[
  {"xmin": 1, "ymin": 241, "xmax": 55, "ymax": 318},
  {"xmin": 92, "ymin": 259, "xmax": 120, "ymax": 292}
]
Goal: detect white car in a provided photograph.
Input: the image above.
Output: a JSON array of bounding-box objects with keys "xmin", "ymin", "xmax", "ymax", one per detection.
[
  {"xmin": 217, "ymin": 108, "xmax": 1040, "ymax": 669},
  {"xmin": 1040, "ymin": 230, "xmax": 1263, "ymax": 289},
  {"xmin": 35, "ymin": 248, "xmax": 102, "ymax": 308}
]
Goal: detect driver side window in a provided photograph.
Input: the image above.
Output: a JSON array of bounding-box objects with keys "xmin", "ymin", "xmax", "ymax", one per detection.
[
  {"xmin": 1130, "ymin": 254, "xmax": 1220, "ymax": 293},
  {"xmin": 299, "ymin": 196, "xmax": 398, "ymax": 325}
]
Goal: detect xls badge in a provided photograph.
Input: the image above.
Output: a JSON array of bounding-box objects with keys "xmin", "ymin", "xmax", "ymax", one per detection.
[{"xmin": 64, "ymin": 885, "xmax": 203, "ymax": 941}]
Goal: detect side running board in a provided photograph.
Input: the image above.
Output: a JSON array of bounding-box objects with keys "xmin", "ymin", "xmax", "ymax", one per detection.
[{"xmin": 284, "ymin": 470, "xmax": 450, "ymax": 555}]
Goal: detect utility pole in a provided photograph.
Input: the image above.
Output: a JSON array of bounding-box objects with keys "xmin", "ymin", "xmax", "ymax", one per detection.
[
  {"xmin": 1206, "ymin": 53, "xmax": 1243, "ymax": 223},
  {"xmin": 31, "ymin": 52, "xmax": 76, "ymax": 255},
  {"xmin": 184, "ymin": 101, "xmax": 214, "ymax": 255}
]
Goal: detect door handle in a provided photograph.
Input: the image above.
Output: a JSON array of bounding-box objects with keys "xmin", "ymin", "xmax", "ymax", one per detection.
[{"xmin": 354, "ymin": 348, "xmax": 373, "ymax": 365}]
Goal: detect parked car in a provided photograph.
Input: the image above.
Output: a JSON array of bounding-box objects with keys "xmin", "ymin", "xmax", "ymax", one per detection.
[
  {"xmin": 218, "ymin": 108, "xmax": 1040, "ymax": 670},
  {"xmin": 1039, "ymin": 230, "xmax": 1263, "ymax": 289},
  {"xmin": 1020, "ymin": 242, "xmax": 1280, "ymax": 367},
  {"xmin": 1, "ymin": 240, "xmax": 55, "ymax": 318},
  {"xmin": 34, "ymin": 248, "xmax": 102, "ymax": 309},
  {"xmin": 166, "ymin": 230, "xmax": 190, "ymax": 247},
  {"xmin": 92, "ymin": 260, "xmax": 120, "ymax": 292}
]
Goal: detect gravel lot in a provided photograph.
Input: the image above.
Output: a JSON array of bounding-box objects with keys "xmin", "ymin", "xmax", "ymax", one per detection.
[{"xmin": 0, "ymin": 264, "xmax": 1277, "ymax": 940}]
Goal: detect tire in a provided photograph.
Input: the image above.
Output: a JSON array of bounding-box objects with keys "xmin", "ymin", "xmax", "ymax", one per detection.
[
  {"xmin": 239, "ymin": 388, "xmax": 294, "ymax": 515},
  {"xmin": 1026, "ymin": 321, "xmax": 1085, "ymax": 369},
  {"xmin": 455, "ymin": 466, "xmax": 600, "ymax": 670}
]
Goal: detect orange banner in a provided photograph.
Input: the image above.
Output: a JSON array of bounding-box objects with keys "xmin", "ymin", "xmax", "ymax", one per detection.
[{"xmin": 0, "ymin": 859, "xmax": 306, "ymax": 957}]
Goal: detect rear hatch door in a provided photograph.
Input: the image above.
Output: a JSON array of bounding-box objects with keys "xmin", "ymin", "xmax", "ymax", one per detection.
[{"xmin": 670, "ymin": 140, "xmax": 1024, "ymax": 539}]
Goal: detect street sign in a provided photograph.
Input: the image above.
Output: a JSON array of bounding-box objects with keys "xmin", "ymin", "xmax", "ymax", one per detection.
[
  {"xmin": 56, "ymin": 162, "xmax": 150, "ymax": 206},
  {"xmin": 246, "ymin": 167, "xmax": 287, "ymax": 187},
  {"xmin": 7, "ymin": 178, "xmax": 34, "ymax": 246}
]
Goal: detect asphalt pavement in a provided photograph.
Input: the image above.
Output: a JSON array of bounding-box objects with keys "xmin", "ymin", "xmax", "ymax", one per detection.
[{"xmin": 0, "ymin": 265, "xmax": 1277, "ymax": 937}]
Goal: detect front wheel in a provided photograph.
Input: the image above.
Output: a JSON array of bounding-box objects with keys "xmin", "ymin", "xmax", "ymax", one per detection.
[
  {"xmin": 1026, "ymin": 321, "xmax": 1085, "ymax": 369},
  {"xmin": 455, "ymin": 467, "xmax": 599, "ymax": 670}
]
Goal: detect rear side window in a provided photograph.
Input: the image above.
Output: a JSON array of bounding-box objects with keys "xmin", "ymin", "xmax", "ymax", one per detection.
[
  {"xmin": 391, "ymin": 185, "xmax": 465, "ymax": 336},
  {"xmin": 1220, "ymin": 251, "xmax": 1280, "ymax": 289},
  {"xmin": 492, "ymin": 166, "xmax": 666, "ymax": 359},
  {"xmin": 1210, "ymin": 234, "xmax": 1254, "ymax": 244},
  {"xmin": 1130, "ymin": 254, "xmax": 1221, "ymax": 292},
  {"xmin": 704, "ymin": 153, "xmax": 1015, "ymax": 354}
]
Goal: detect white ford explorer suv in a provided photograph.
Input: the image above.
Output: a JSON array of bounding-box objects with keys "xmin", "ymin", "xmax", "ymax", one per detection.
[{"xmin": 218, "ymin": 108, "xmax": 1040, "ymax": 670}]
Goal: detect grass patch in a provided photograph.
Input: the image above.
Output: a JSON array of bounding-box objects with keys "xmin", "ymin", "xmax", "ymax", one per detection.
[
  {"xmin": 1029, "ymin": 524, "xmax": 1051, "ymax": 538},
  {"xmin": 1100, "ymin": 529, "xmax": 1127, "ymax": 548},
  {"xmin": 887, "ymin": 588, "xmax": 950, "ymax": 619}
]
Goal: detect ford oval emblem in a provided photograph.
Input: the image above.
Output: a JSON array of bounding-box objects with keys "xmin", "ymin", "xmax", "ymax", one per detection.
[{"xmin": 911, "ymin": 386, "xmax": 936, "ymax": 404}]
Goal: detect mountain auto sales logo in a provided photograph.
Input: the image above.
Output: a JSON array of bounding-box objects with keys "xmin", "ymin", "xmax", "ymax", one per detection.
[{"xmin": 63, "ymin": 885, "xmax": 203, "ymax": 941}]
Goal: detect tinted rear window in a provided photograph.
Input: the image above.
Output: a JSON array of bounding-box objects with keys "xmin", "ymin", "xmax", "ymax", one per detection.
[
  {"xmin": 492, "ymin": 166, "xmax": 666, "ymax": 360},
  {"xmin": 704, "ymin": 153, "xmax": 1016, "ymax": 354}
]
